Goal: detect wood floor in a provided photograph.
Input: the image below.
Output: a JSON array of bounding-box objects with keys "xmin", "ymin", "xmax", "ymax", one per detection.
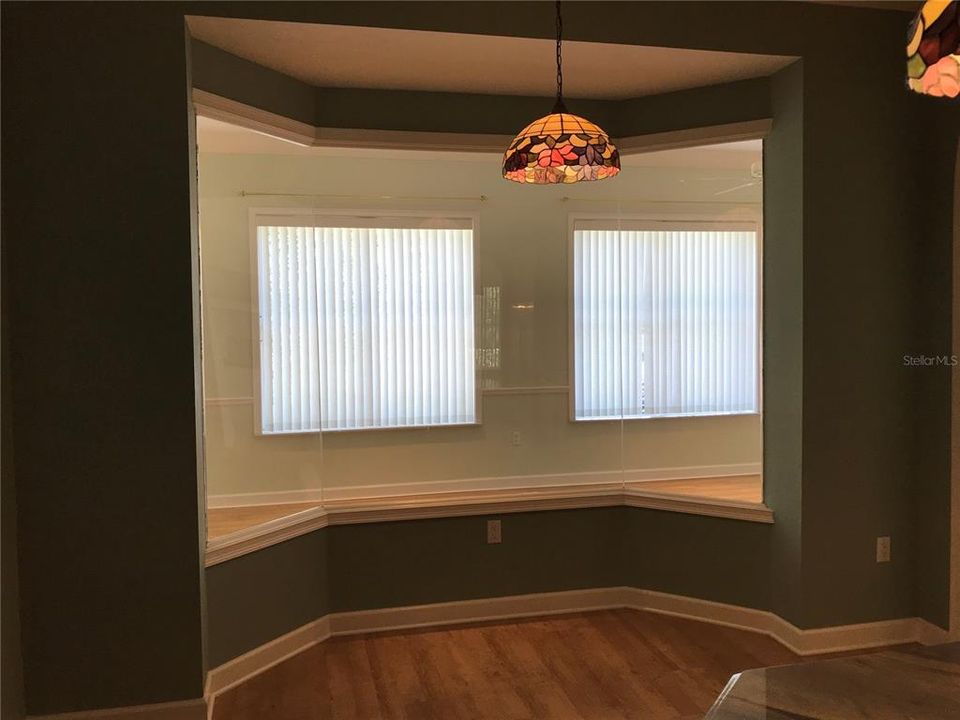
[
  {"xmin": 207, "ymin": 502, "xmax": 321, "ymax": 539},
  {"xmin": 635, "ymin": 474, "xmax": 762, "ymax": 504},
  {"xmin": 211, "ymin": 608, "xmax": 801, "ymax": 720},
  {"xmin": 207, "ymin": 476, "xmax": 763, "ymax": 540}
]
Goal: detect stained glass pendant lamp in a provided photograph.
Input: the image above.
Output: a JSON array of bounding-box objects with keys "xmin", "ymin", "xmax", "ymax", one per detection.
[
  {"xmin": 502, "ymin": 1, "xmax": 620, "ymax": 184},
  {"xmin": 907, "ymin": 0, "xmax": 959, "ymax": 98}
]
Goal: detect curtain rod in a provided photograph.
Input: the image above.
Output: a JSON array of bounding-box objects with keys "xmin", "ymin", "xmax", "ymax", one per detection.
[
  {"xmin": 560, "ymin": 197, "xmax": 761, "ymax": 205},
  {"xmin": 239, "ymin": 191, "xmax": 487, "ymax": 202}
]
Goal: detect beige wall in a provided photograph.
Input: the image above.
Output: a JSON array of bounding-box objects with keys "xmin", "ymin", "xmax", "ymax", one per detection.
[{"xmin": 198, "ymin": 148, "xmax": 762, "ymax": 497}]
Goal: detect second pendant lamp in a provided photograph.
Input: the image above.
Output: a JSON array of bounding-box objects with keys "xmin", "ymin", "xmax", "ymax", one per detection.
[{"xmin": 502, "ymin": 0, "xmax": 620, "ymax": 185}]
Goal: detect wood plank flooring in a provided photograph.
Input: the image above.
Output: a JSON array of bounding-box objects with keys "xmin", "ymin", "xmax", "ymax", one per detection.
[
  {"xmin": 635, "ymin": 475, "xmax": 762, "ymax": 504},
  {"xmin": 211, "ymin": 608, "xmax": 801, "ymax": 720},
  {"xmin": 207, "ymin": 502, "xmax": 321, "ymax": 539}
]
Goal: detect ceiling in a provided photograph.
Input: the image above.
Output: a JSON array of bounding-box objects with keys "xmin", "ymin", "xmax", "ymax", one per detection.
[
  {"xmin": 187, "ymin": 17, "xmax": 795, "ymax": 100},
  {"xmin": 197, "ymin": 116, "xmax": 762, "ymax": 169}
]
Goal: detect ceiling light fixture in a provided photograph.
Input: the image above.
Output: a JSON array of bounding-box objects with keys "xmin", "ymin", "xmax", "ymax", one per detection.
[
  {"xmin": 502, "ymin": 1, "xmax": 620, "ymax": 184},
  {"xmin": 907, "ymin": 0, "xmax": 959, "ymax": 98}
]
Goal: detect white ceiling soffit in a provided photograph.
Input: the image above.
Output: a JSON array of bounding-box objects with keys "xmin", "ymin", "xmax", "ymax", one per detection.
[
  {"xmin": 196, "ymin": 115, "xmax": 762, "ymax": 169},
  {"xmin": 186, "ymin": 17, "xmax": 795, "ymax": 100}
]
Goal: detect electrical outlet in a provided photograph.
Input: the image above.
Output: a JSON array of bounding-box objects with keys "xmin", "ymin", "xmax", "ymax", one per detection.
[
  {"xmin": 511, "ymin": 431, "xmax": 522, "ymax": 446},
  {"xmin": 487, "ymin": 519, "xmax": 502, "ymax": 544},
  {"xmin": 876, "ymin": 536, "xmax": 891, "ymax": 563}
]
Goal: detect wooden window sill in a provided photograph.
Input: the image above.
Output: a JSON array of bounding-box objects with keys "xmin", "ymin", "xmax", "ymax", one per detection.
[{"xmin": 205, "ymin": 475, "xmax": 771, "ymax": 566}]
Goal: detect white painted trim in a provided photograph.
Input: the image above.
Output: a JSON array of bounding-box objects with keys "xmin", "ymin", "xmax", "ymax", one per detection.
[
  {"xmin": 203, "ymin": 397, "xmax": 253, "ymax": 407},
  {"xmin": 616, "ymin": 119, "xmax": 772, "ymax": 155},
  {"xmin": 192, "ymin": 89, "xmax": 512, "ymax": 153},
  {"xmin": 194, "ymin": 91, "xmax": 772, "ymax": 158},
  {"xmin": 205, "ymin": 585, "xmax": 948, "ymax": 709},
  {"xmin": 204, "ymin": 386, "xmax": 572, "ymax": 405},
  {"xmin": 623, "ymin": 489, "xmax": 773, "ymax": 523},
  {"xmin": 206, "ymin": 506, "xmax": 329, "ymax": 566},
  {"xmin": 320, "ymin": 471, "xmax": 624, "ymax": 502},
  {"xmin": 312, "ymin": 125, "xmax": 512, "ymax": 153},
  {"xmin": 205, "ymin": 616, "xmax": 331, "ymax": 698},
  {"xmin": 481, "ymin": 385, "xmax": 569, "ymax": 396},
  {"xmin": 329, "ymin": 587, "xmax": 633, "ymax": 636},
  {"xmin": 627, "ymin": 588, "xmax": 947, "ymax": 655},
  {"xmin": 192, "ymin": 89, "xmax": 315, "ymax": 147},
  {"xmin": 208, "ymin": 463, "xmax": 762, "ymax": 506},
  {"xmin": 27, "ymin": 698, "xmax": 206, "ymax": 720}
]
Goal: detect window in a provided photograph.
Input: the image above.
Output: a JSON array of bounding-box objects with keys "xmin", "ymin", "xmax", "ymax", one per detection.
[
  {"xmin": 572, "ymin": 219, "xmax": 759, "ymax": 420},
  {"xmin": 255, "ymin": 213, "xmax": 476, "ymax": 433}
]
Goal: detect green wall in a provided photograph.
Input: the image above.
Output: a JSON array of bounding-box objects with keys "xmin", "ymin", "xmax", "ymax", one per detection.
[
  {"xmin": 2, "ymin": 196, "xmax": 24, "ymax": 720},
  {"xmin": 207, "ymin": 507, "xmax": 767, "ymax": 666},
  {"xmin": 913, "ymin": 104, "xmax": 960, "ymax": 628},
  {"xmin": 3, "ymin": 1, "xmax": 957, "ymax": 714},
  {"xmin": 2, "ymin": 3, "xmax": 206, "ymax": 714},
  {"xmin": 206, "ymin": 530, "xmax": 330, "ymax": 668},
  {"xmin": 763, "ymin": 60, "xmax": 806, "ymax": 626},
  {"xmin": 192, "ymin": 38, "xmax": 769, "ymax": 137},
  {"xmin": 189, "ymin": 0, "xmax": 957, "ymax": 634}
]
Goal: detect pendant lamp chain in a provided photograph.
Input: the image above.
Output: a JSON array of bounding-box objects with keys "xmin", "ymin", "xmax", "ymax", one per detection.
[
  {"xmin": 554, "ymin": 0, "xmax": 566, "ymax": 113},
  {"xmin": 501, "ymin": 0, "xmax": 620, "ymax": 184}
]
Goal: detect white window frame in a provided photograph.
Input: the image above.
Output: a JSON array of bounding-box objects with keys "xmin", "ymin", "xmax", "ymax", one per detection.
[
  {"xmin": 567, "ymin": 211, "xmax": 763, "ymax": 422},
  {"xmin": 249, "ymin": 207, "xmax": 482, "ymax": 435}
]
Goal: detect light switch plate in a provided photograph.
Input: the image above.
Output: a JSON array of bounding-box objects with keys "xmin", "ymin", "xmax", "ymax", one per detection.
[{"xmin": 876, "ymin": 536, "xmax": 891, "ymax": 563}]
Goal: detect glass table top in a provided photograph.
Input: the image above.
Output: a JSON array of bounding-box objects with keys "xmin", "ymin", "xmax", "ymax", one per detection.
[{"xmin": 705, "ymin": 642, "xmax": 960, "ymax": 720}]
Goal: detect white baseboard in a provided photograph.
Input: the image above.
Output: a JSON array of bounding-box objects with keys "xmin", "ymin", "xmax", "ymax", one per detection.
[
  {"xmin": 205, "ymin": 585, "xmax": 950, "ymax": 709},
  {"xmin": 329, "ymin": 587, "xmax": 632, "ymax": 636},
  {"xmin": 205, "ymin": 616, "xmax": 331, "ymax": 698},
  {"xmin": 208, "ymin": 464, "xmax": 762, "ymax": 508},
  {"xmin": 628, "ymin": 588, "xmax": 949, "ymax": 655},
  {"xmin": 27, "ymin": 698, "xmax": 206, "ymax": 720}
]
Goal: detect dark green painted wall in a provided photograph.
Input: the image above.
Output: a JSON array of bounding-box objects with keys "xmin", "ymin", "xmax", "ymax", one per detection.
[
  {"xmin": 913, "ymin": 104, "xmax": 960, "ymax": 628},
  {"xmin": 763, "ymin": 60, "xmax": 806, "ymax": 627},
  {"xmin": 330, "ymin": 510, "xmax": 624, "ymax": 613},
  {"xmin": 190, "ymin": 0, "xmax": 956, "ymax": 634},
  {"xmin": 192, "ymin": 40, "xmax": 316, "ymax": 125},
  {"xmin": 2, "ymin": 3, "xmax": 206, "ymax": 714},
  {"xmin": 206, "ymin": 530, "xmax": 330, "ymax": 668},
  {"xmin": 2, "ymin": 199, "xmax": 25, "ymax": 720},
  {"xmin": 4, "ymin": 0, "xmax": 957, "ymax": 713},
  {"xmin": 192, "ymin": 38, "xmax": 771, "ymax": 139}
]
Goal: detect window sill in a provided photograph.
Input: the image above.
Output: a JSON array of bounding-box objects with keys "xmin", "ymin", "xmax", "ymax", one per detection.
[{"xmin": 205, "ymin": 477, "xmax": 772, "ymax": 566}]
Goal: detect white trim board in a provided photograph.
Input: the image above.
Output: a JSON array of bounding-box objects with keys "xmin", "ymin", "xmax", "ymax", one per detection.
[
  {"xmin": 207, "ymin": 463, "xmax": 762, "ymax": 507},
  {"xmin": 205, "ymin": 586, "xmax": 950, "ymax": 709},
  {"xmin": 193, "ymin": 90, "xmax": 771, "ymax": 156},
  {"xmin": 206, "ymin": 505, "xmax": 329, "ymax": 566},
  {"xmin": 205, "ymin": 616, "xmax": 332, "ymax": 700},
  {"xmin": 193, "ymin": 89, "xmax": 511, "ymax": 152},
  {"xmin": 318, "ymin": 463, "xmax": 761, "ymax": 502},
  {"xmin": 27, "ymin": 698, "xmax": 207, "ymax": 720}
]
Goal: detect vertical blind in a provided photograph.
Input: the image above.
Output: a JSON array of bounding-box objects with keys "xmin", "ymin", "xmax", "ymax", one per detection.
[
  {"xmin": 257, "ymin": 217, "xmax": 476, "ymax": 433},
  {"xmin": 573, "ymin": 223, "xmax": 758, "ymax": 420}
]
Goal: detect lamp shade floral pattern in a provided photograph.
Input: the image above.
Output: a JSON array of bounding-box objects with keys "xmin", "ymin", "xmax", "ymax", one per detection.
[
  {"xmin": 502, "ymin": 112, "xmax": 621, "ymax": 184},
  {"xmin": 907, "ymin": 0, "xmax": 960, "ymax": 98}
]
